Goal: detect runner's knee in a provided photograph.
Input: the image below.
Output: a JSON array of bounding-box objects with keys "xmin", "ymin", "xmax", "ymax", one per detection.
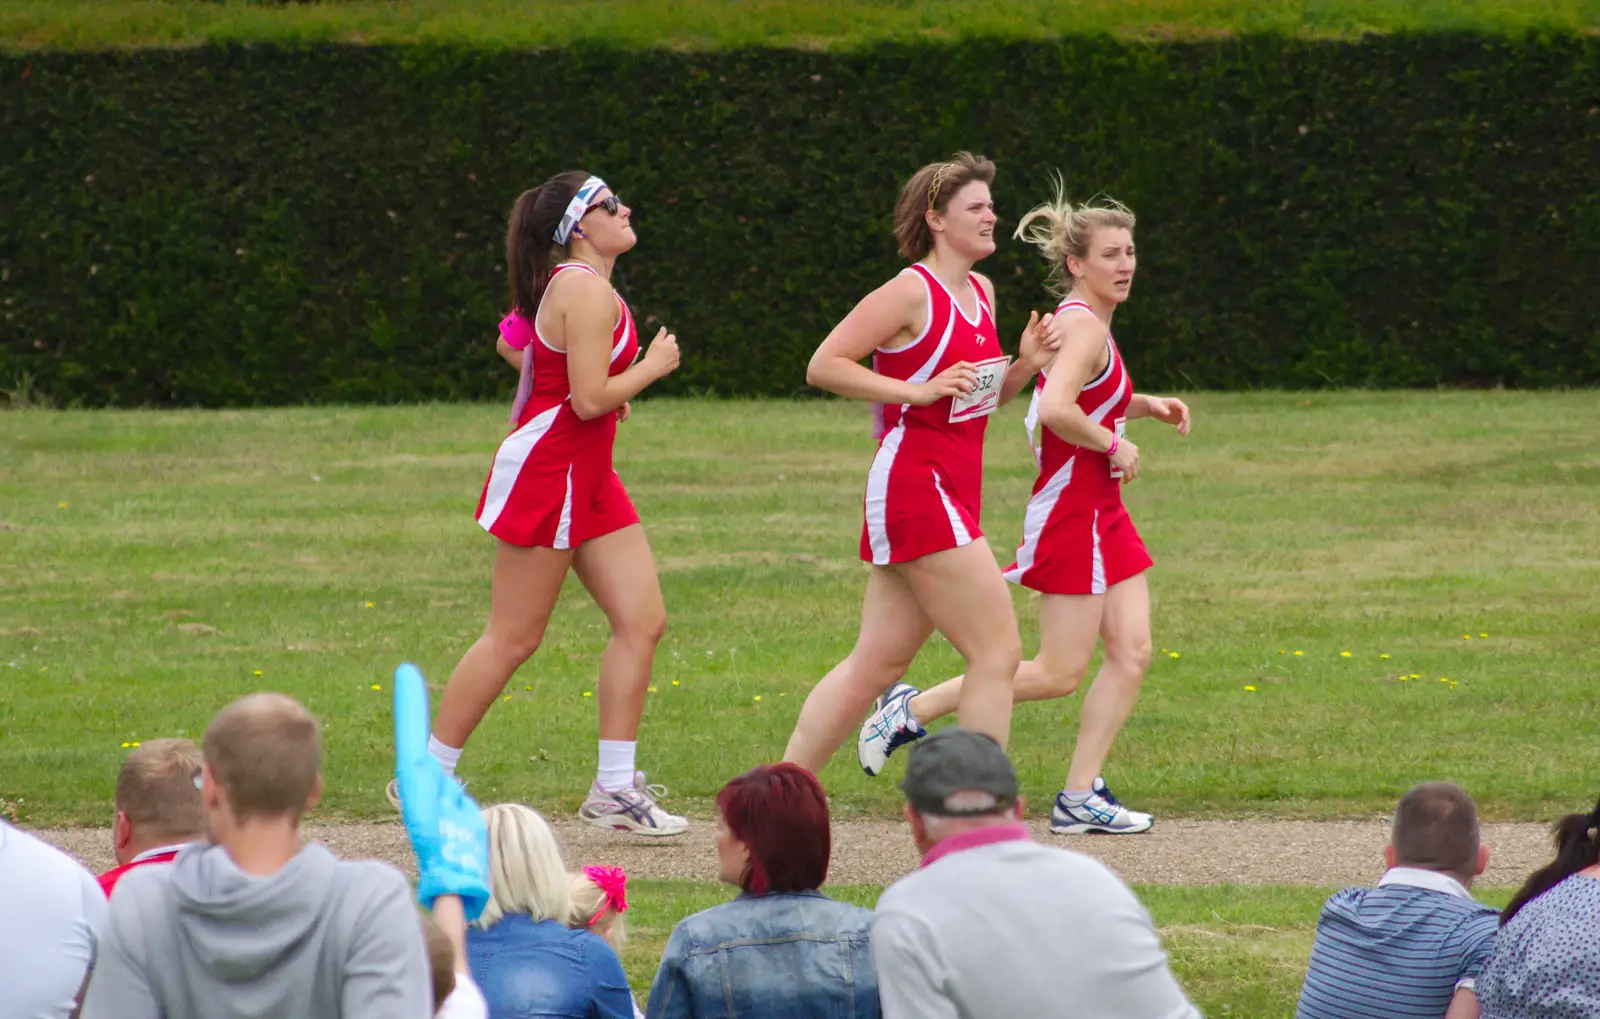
[
  {"xmin": 1037, "ymin": 657, "xmax": 1089, "ymax": 698},
  {"xmin": 965, "ymin": 631, "xmax": 1023, "ymax": 682},
  {"xmin": 620, "ymin": 606, "xmax": 667, "ymax": 647},
  {"xmin": 1105, "ymin": 631, "xmax": 1152, "ymax": 675},
  {"xmin": 485, "ymin": 624, "xmax": 546, "ymax": 665}
]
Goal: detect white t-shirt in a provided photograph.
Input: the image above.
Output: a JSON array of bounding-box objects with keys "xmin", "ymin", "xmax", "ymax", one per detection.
[
  {"xmin": 0, "ymin": 821, "xmax": 109, "ymax": 1019},
  {"xmin": 436, "ymin": 969, "xmax": 488, "ymax": 1019}
]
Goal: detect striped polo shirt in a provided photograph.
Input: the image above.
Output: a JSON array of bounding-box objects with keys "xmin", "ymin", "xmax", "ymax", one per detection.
[{"xmin": 1296, "ymin": 867, "xmax": 1501, "ymax": 1019}]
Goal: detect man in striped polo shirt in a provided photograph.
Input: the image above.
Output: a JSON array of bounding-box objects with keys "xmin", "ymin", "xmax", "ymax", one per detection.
[{"xmin": 1296, "ymin": 782, "xmax": 1500, "ymax": 1019}]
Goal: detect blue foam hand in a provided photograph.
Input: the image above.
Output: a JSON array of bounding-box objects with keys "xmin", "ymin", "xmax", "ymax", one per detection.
[{"xmin": 393, "ymin": 662, "xmax": 491, "ymax": 920}]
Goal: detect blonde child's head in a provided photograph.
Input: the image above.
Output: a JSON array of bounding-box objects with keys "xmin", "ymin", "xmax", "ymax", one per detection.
[{"xmin": 567, "ymin": 865, "xmax": 630, "ymax": 949}]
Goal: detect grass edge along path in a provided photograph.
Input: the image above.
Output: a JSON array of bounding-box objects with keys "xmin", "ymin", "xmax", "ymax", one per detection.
[{"xmin": 5, "ymin": 0, "xmax": 1600, "ymax": 53}]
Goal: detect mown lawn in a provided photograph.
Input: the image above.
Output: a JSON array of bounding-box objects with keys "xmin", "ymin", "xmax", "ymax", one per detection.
[{"xmin": 3, "ymin": 393, "xmax": 1597, "ymax": 826}]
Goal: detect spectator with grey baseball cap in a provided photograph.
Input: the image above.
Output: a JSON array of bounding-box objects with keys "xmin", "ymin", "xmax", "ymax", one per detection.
[{"xmin": 870, "ymin": 727, "xmax": 1199, "ymax": 1019}]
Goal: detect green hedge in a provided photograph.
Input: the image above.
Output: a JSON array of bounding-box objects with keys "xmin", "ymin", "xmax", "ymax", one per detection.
[{"xmin": 2, "ymin": 36, "xmax": 1598, "ymax": 406}]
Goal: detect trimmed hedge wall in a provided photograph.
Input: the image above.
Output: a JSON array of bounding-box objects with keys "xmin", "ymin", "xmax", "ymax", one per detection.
[{"xmin": 2, "ymin": 36, "xmax": 1598, "ymax": 406}]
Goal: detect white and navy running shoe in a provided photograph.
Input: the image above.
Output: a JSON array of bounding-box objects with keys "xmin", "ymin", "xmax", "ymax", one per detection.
[
  {"xmin": 1049, "ymin": 777, "xmax": 1154, "ymax": 835},
  {"xmin": 579, "ymin": 771, "xmax": 688, "ymax": 837},
  {"xmin": 857, "ymin": 682, "xmax": 928, "ymax": 776}
]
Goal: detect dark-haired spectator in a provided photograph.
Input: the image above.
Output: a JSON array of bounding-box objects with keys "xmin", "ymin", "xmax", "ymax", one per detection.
[
  {"xmin": 872, "ymin": 727, "xmax": 1197, "ymax": 1019},
  {"xmin": 0, "ymin": 818, "xmax": 107, "ymax": 1019},
  {"xmin": 467, "ymin": 803, "xmax": 634, "ymax": 1019},
  {"xmin": 98, "ymin": 738, "xmax": 205, "ymax": 898},
  {"xmin": 1474, "ymin": 796, "xmax": 1600, "ymax": 1018},
  {"xmin": 646, "ymin": 763, "xmax": 880, "ymax": 1019},
  {"xmin": 80, "ymin": 692, "xmax": 432, "ymax": 1019},
  {"xmin": 1297, "ymin": 782, "xmax": 1499, "ymax": 1019}
]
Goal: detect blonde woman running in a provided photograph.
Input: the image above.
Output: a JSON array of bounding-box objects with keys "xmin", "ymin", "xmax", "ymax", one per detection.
[{"xmin": 859, "ymin": 186, "xmax": 1190, "ymax": 835}]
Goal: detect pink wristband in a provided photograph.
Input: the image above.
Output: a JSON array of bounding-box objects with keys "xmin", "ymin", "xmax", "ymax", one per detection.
[{"xmin": 1105, "ymin": 434, "xmax": 1119, "ymax": 458}]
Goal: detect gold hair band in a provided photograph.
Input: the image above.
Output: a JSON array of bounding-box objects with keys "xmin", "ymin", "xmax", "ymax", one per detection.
[{"xmin": 927, "ymin": 164, "xmax": 957, "ymax": 211}]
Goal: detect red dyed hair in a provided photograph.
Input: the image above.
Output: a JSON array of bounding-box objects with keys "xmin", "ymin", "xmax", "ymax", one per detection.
[{"xmin": 715, "ymin": 763, "xmax": 831, "ymax": 895}]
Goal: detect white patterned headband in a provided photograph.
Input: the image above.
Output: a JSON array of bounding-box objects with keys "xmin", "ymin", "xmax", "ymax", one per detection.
[{"xmin": 553, "ymin": 176, "xmax": 609, "ymax": 245}]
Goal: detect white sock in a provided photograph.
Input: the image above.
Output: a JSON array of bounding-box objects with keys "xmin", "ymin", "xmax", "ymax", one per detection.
[
  {"xmin": 596, "ymin": 740, "xmax": 637, "ymax": 793},
  {"xmin": 427, "ymin": 736, "xmax": 463, "ymax": 777},
  {"xmin": 1062, "ymin": 788, "xmax": 1094, "ymax": 804}
]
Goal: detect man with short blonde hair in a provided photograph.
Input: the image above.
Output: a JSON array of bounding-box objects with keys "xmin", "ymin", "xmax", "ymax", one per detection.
[
  {"xmin": 99, "ymin": 738, "xmax": 205, "ymax": 898},
  {"xmin": 82, "ymin": 692, "xmax": 431, "ymax": 1019}
]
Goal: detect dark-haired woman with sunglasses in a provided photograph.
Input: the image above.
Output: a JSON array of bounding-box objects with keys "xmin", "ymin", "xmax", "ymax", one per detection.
[{"xmin": 393, "ymin": 172, "xmax": 688, "ymax": 838}]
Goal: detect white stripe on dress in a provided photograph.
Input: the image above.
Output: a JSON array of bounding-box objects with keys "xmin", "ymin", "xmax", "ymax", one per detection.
[
  {"xmin": 553, "ymin": 466, "xmax": 575, "ymax": 550},
  {"xmin": 1090, "ymin": 508, "xmax": 1106, "ymax": 595},
  {"xmin": 1023, "ymin": 384, "xmax": 1044, "ymax": 467},
  {"xmin": 864, "ymin": 423, "xmax": 906, "ymax": 566},
  {"xmin": 1003, "ymin": 456, "xmax": 1075, "ymax": 586},
  {"xmin": 931, "ymin": 469, "xmax": 972, "ymax": 548},
  {"xmin": 478, "ymin": 400, "xmax": 566, "ymax": 532},
  {"xmin": 1086, "ymin": 368, "xmax": 1129, "ymax": 425},
  {"xmin": 863, "ymin": 313, "xmax": 958, "ymax": 566}
]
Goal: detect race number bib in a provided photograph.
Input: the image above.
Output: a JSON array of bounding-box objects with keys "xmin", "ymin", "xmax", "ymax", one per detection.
[
  {"xmin": 949, "ymin": 356, "xmax": 1011, "ymax": 423},
  {"xmin": 1108, "ymin": 416, "xmax": 1128, "ymax": 479}
]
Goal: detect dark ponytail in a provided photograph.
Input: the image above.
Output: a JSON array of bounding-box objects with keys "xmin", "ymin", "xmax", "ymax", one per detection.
[
  {"xmin": 1502, "ymin": 796, "xmax": 1600, "ymax": 924},
  {"xmin": 505, "ymin": 169, "xmax": 592, "ymax": 319}
]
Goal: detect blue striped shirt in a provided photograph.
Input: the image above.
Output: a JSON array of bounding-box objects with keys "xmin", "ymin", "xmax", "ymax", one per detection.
[{"xmin": 1296, "ymin": 868, "xmax": 1500, "ymax": 1019}]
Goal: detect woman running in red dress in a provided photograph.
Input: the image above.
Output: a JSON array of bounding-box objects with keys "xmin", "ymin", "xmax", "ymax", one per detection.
[
  {"xmin": 859, "ymin": 186, "xmax": 1190, "ymax": 835},
  {"xmin": 397, "ymin": 172, "xmax": 687, "ymax": 836},
  {"xmin": 782, "ymin": 153, "xmax": 1057, "ymax": 773}
]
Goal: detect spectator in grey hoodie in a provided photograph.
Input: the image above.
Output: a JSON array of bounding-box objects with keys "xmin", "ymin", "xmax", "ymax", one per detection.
[{"xmin": 80, "ymin": 692, "xmax": 432, "ymax": 1019}]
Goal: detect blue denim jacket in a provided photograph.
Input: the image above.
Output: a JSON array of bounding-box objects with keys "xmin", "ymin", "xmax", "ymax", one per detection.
[
  {"xmin": 645, "ymin": 890, "xmax": 880, "ymax": 1019},
  {"xmin": 468, "ymin": 913, "xmax": 635, "ymax": 1019}
]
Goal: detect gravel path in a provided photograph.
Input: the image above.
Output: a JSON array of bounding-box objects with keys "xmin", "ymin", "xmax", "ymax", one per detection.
[{"xmin": 36, "ymin": 818, "xmax": 1555, "ymax": 888}]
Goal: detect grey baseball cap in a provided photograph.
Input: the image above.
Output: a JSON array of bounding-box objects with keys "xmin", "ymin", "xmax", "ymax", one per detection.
[{"xmin": 900, "ymin": 726, "xmax": 1019, "ymax": 816}]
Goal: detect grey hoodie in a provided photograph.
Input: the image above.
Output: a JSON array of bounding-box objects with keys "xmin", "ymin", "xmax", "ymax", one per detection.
[{"xmin": 80, "ymin": 840, "xmax": 431, "ymax": 1019}]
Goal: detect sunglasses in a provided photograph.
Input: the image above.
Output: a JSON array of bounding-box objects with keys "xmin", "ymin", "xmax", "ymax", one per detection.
[{"xmin": 584, "ymin": 194, "xmax": 621, "ymax": 217}]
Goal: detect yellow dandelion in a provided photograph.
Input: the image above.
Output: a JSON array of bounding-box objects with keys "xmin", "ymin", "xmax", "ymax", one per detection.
[
  {"xmin": 1462, "ymin": 634, "xmax": 1471, "ymax": 640},
  {"xmin": 1438, "ymin": 677, "xmax": 1449, "ymax": 683},
  {"xmin": 1340, "ymin": 651, "xmax": 1352, "ymax": 658},
  {"xmin": 502, "ymin": 695, "xmax": 511, "ymax": 702},
  {"xmin": 779, "ymin": 692, "xmax": 788, "ymax": 697},
  {"xmin": 1278, "ymin": 649, "xmax": 1286, "ymax": 655},
  {"xmin": 753, "ymin": 696, "xmax": 762, "ymax": 703},
  {"xmin": 1379, "ymin": 654, "xmax": 1390, "ymax": 660},
  {"xmin": 253, "ymin": 669, "xmax": 263, "ymax": 676},
  {"xmin": 1243, "ymin": 685, "xmax": 1257, "ymax": 692},
  {"xmin": 1161, "ymin": 648, "xmax": 1169, "ymax": 654},
  {"xmin": 1450, "ymin": 681, "xmax": 1459, "ymax": 688},
  {"xmin": 1168, "ymin": 651, "xmax": 1180, "ymax": 659},
  {"xmin": 1479, "ymin": 632, "xmax": 1488, "ymax": 638},
  {"xmin": 648, "ymin": 686, "xmax": 658, "ymax": 693},
  {"xmin": 582, "ymin": 691, "xmax": 593, "ymax": 698},
  {"xmin": 132, "ymin": 741, "xmax": 141, "ymax": 747},
  {"xmin": 671, "ymin": 680, "xmax": 681, "ymax": 687},
  {"xmin": 365, "ymin": 601, "xmax": 375, "ymax": 609},
  {"xmin": 370, "ymin": 683, "xmax": 381, "ymax": 691},
  {"xmin": 524, "ymin": 685, "xmax": 532, "ymax": 691},
  {"xmin": 120, "ymin": 741, "xmax": 131, "ymax": 748},
  {"xmin": 58, "ymin": 501, "xmax": 68, "ymax": 509},
  {"xmin": 1294, "ymin": 650, "xmax": 1304, "ymax": 657},
  {"xmin": 1399, "ymin": 676, "xmax": 1410, "ymax": 682}
]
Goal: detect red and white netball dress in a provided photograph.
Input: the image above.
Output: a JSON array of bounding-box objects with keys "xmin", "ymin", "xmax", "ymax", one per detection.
[
  {"xmin": 860, "ymin": 264, "xmax": 1008, "ymax": 566},
  {"xmin": 1003, "ymin": 299, "xmax": 1153, "ymax": 594},
  {"xmin": 475, "ymin": 263, "xmax": 641, "ymax": 549}
]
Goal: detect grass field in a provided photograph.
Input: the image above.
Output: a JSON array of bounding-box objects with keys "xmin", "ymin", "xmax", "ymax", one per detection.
[
  {"xmin": 3, "ymin": 392, "xmax": 1598, "ymax": 827},
  {"xmin": 5, "ymin": 0, "xmax": 1598, "ymax": 52},
  {"xmin": 618, "ymin": 880, "xmax": 1517, "ymax": 1015}
]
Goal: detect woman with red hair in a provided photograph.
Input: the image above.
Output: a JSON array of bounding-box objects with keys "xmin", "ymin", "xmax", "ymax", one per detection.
[{"xmin": 645, "ymin": 764, "xmax": 881, "ymax": 1018}]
